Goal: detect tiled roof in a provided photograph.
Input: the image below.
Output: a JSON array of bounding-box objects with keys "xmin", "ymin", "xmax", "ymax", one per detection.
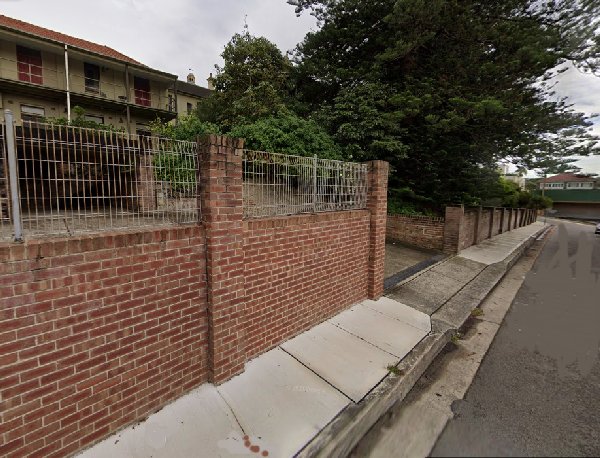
[
  {"xmin": 176, "ymin": 80, "xmax": 212, "ymax": 98},
  {"xmin": 541, "ymin": 173, "xmax": 596, "ymax": 183},
  {"xmin": 0, "ymin": 14, "xmax": 144, "ymax": 66}
]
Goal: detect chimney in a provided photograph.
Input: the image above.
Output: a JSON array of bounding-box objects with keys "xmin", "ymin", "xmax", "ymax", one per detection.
[
  {"xmin": 187, "ymin": 72, "xmax": 196, "ymax": 84},
  {"xmin": 207, "ymin": 72, "xmax": 215, "ymax": 90}
]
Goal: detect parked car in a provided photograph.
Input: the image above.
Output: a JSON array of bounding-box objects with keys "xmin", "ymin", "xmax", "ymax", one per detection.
[{"xmin": 596, "ymin": 223, "xmax": 600, "ymax": 235}]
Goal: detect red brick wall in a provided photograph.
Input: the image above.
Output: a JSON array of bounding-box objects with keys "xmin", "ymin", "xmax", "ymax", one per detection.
[
  {"xmin": 459, "ymin": 211, "xmax": 478, "ymax": 250},
  {"xmin": 0, "ymin": 227, "xmax": 208, "ymax": 457},
  {"xmin": 386, "ymin": 214, "xmax": 445, "ymax": 251},
  {"xmin": 477, "ymin": 209, "xmax": 491, "ymax": 244},
  {"xmin": 243, "ymin": 211, "xmax": 370, "ymax": 359},
  {"xmin": 491, "ymin": 209, "xmax": 502, "ymax": 236}
]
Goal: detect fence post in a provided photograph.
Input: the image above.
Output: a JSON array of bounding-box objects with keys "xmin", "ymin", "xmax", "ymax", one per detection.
[
  {"xmin": 443, "ymin": 205, "xmax": 464, "ymax": 254},
  {"xmin": 198, "ymin": 134, "xmax": 246, "ymax": 385},
  {"xmin": 4, "ymin": 110, "xmax": 22, "ymax": 242},
  {"xmin": 366, "ymin": 160, "xmax": 389, "ymax": 300},
  {"xmin": 312, "ymin": 154, "xmax": 317, "ymax": 213}
]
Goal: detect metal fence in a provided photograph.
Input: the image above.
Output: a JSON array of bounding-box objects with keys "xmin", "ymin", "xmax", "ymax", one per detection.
[
  {"xmin": 0, "ymin": 112, "xmax": 370, "ymax": 240},
  {"xmin": 0, "ymin": 112, "xmax": 199, "ymax": 241},
  {"xmin": 0, "ymin": 124, "xmax": 11, "ymax": 237},
  {"xmin": 242, "ymin": 149, "xmax": 368, "ymax": 218}
]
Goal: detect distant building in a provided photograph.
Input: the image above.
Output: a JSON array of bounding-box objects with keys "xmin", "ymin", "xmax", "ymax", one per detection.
[
  {"xmin": 538, "ymin": 173, "xmax": 600, "ymax": 220},
  {"xmin": 171, "ymin": 75, "xmax": 212, "ymax": 118},
  {"xmin": 0, "ymin": 14, "xmax": 211, "ymax": 134},
  {"xmin": 498, "ymin": 163, "xmax": 526, "ymax": 190},
  {"xmin": 539, "ymin": 172, "xmax": 598, "ymax": 190}
]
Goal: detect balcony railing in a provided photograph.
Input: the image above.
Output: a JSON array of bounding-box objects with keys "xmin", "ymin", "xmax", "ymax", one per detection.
[{"xmin": 0, "ymin": 56, "xmax": 173, "ymax": 112}]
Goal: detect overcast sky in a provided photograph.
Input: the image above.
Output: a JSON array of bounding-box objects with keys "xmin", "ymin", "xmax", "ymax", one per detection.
[{"xmin": 1, "ymin": 0, "xmax": 599, "ymax": 175}]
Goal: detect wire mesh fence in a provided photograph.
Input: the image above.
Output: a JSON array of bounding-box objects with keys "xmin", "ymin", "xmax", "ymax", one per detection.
[
  {"xmin": 0, "ymin": 119, "xmax": 199, "ymax": 241},
  {"xmin": 1, "ymin": 119, "xmax": 370, "ymax": 240},
  {"xmin": 242, "ymin": 149, "xmax": 368, "ymax": 218},
  {"xmin": 0, "ymin": 124, "xmax": 11, "ymax": 238}
]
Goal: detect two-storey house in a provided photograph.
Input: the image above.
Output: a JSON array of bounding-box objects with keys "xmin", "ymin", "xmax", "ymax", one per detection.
[{"xmin": 0, "ymin": 15, "xmax": 208, "ymax": 134}]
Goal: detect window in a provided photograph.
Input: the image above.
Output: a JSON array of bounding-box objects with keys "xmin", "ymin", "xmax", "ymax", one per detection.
[
  {"xmin": 21, "ymin": 105, "xmax": 45, "ymax": 122},
  {"xmin": 16, "ymin": 45, "xmax": 43, "ymax": 84},
  {"xmin": 134, "ymin": 77, "xmax": 151, "ymax": 107},
  {"xmin": 84, "ymin": 63, "xmax": 100, "ymax": 94},
  {"xmin": 84, "ymin": 114, "xmax": 104, "ymax": 125},
  {"xmin": 186, "ymin": 102, "xmax": 193, "ymax": 114}
]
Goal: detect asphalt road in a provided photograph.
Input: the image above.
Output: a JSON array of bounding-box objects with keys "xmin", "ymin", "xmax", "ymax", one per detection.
[{"xmin": 431, "ymin": 219, "xmax": 600, "ymax": 457}]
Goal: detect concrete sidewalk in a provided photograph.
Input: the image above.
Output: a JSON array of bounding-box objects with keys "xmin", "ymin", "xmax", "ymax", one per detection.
[{"xmin": 78, "ymin": 222, "xmax": 546, "ymax": 458}]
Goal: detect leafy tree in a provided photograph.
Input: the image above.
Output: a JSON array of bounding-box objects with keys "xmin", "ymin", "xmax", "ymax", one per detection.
[
  {"xmin": 229, "ymin": 110, "xmax": 342, "ymax": 158},
  {"xmin": 290, "ymin": 0, "xmax": 600, "ymax": 205},
  {"xmin": 201, "ymin": 30, "xmax": 294, "ymax": 130},
  {"xmin": 149, "ymin": 115, "xmax": 220, "ymax": 141}
]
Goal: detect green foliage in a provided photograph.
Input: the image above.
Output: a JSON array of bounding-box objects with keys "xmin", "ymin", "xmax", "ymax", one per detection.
[
  {"xmin": 149, "ymin": 115, "xmax": 220, "ymax": 141},
  {"xmin": 44, "ymin": 106, "xmax": 124, "ymax": 132},
  {"xmin": 202, "ymin": 30, "xmax": 294, "ymax": 130},
  {"xmin": 387, "ymin": 187, "xmax": 439, "ymax": 216},
  {"xmin": 291, "ymin": 0, "xmax": 600, "ymax": 205},
  {"xmin": 152, "ymin": 150, "xmax": 196, "ymax": 194},
  {"xmin": 528, "ymin": 194, "xmax": 553, "ymax": 210},
  {"xmin": 228, "ymin": 111, "xmax": 342, "ymax": 159}
]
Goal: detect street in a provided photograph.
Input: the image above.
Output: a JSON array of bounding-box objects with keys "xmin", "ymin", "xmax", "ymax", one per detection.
[{"xmin": 432, "ymin": 219, "xmax": 600, "ymax": 456}]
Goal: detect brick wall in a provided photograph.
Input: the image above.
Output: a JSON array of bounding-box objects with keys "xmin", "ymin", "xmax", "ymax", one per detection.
[
  {"xmin": 460, "ymin": 210, "xmax": 478, "ymax": 251},
  {"xmin": 0, "ymin": 135, "xmax": 389, "ymax": 457},
  {"xmin": 386, "ymin": 214, "xmax": 445, "ymax": 250},
  {"xmin": 441, "ymin": 206, "xmax": 537, "ymax": 254},
  {"xmin": 0, "ymin": 227, "xmax": 208, "ymax": 457},
  {"xmin": 243, "ymin": 211, "xmax": 370, "ymax": 359}
]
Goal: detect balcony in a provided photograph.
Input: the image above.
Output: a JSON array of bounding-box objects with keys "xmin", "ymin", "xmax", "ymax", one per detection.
[{"xmin": 0, "ymin": 55, "xmax": 175, "ymax": 117}]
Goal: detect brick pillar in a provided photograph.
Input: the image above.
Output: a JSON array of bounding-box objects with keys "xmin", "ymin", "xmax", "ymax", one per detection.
[
  {"xmin": 366, "ymin": 160, "xmax": 389, "ymax": 300},
  {"xmin": 473, "ymin": 206, "xmax": 483, "ymax": 245},
  {"xmin": 198, "ymin": 134, "xmax": 246, "ymax": 385},
  {"xmin": 443, "ymin": 205, "xmax": 464, "ymax": 254}
]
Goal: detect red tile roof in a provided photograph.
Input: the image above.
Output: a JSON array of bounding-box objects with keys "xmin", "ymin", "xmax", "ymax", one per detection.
[
  {"xmin": 0, "ymin": 14, "xmax": 144, "ymax": 66},
  {"xmin": 541, "ymin": 173, "xmax": 597, "ymax": 183}
]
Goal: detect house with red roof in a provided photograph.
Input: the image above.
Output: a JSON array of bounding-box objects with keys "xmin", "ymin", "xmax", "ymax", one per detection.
[
  {"xmin": 0, "ymin": 14, "xmax": 208, "ymax": 134},
  {"xmin": 539, "ymin": 173, "xmax": 598, "ymax": 190},
  {"xmin": 538, "ymin": 173, "xmax": 600, "ymax": 220}
]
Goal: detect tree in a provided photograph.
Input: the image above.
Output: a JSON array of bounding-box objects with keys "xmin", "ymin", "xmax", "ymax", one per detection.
[
  {"xmin": 290, "ymin": 0, "xmax": 600, "ymax": 205},
  {"xmin": 149, "ymin": 115, "xmax": 220, "ymax": 142},
  {"xmin": 201, "ymin": 30, "xmax": 293, "ymax": 131},
  {"xmin": 229, "ymin": 110, "xmax": 342, "ymax": 159}
]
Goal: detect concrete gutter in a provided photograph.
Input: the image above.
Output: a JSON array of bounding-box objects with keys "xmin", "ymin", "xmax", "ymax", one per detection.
[{"xmin": 298, "ymin": 223, "xmax": 549, "ymax": 458}]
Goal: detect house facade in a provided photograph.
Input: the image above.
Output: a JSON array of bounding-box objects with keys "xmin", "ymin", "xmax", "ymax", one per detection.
[
  {"xmin": 0, "ymin": 15, "xmax": 210, "ymax": 134},
  {"xmin": 539, "ymin": 173, "xmax": 600, "ymax": 220}
]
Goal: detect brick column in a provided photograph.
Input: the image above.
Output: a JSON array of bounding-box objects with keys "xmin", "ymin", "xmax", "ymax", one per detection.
[
  {"xmin": 198, "ymin": 134, "xmax": 246, "ymax": 384},
  {"xmin": 443, "ymin": 205, "xmax": 464, "ymax": 254},
  {"xmin": 366, "ymin": 160, "xmax": 389, "ymax": 300},
  {"xmin": 473, "ymin": 206, "xmax": 483, "ymax": 245}
]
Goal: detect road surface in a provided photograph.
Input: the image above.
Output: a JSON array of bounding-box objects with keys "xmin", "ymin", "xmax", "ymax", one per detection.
[{"xmin": 432, "ymin": 219, "xmax": 600, "ymax": 456}]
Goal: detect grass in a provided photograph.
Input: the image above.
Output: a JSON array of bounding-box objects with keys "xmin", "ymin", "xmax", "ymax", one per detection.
[
  {"xmin": 450, "ymin": 332, "xmax": 463, "ymax": 345},
  {"xmin": 386, "ymin": 365, "xmax": 403, "ymax": 376},
  {"xmin": 470, "ymin": 308, "xmax": 484, "ymax": 317}
]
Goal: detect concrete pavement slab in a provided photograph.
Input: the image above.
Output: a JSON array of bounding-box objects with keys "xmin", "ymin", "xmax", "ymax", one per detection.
[
  {"xmin": 385, "ymin": 283, "xmax": 442, "ymax": 315},
  {"xmin": 428, "ymin": 257, "xmax": 485, "ymax": 283},
  {"xmin": 328, "ymin": 305, "xmax": 429, "ymax": 358},
  {"xmin": 77, "ymin": 384, "xmax": 244, "ymax": 458},
  {"xmin": 362, "ymin": 297, "xmax": 431, "ymax": 332},
  {"xmin": 459, "ymin": 223, "xmax": 544, "ymax": 265},
  {"xmin": 281, "ymin": 321, "xmax": 397, "ymax": 402},
  {"xmin": 217, "ymin": 347, "xmax": 350, "ymax": 458}
]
